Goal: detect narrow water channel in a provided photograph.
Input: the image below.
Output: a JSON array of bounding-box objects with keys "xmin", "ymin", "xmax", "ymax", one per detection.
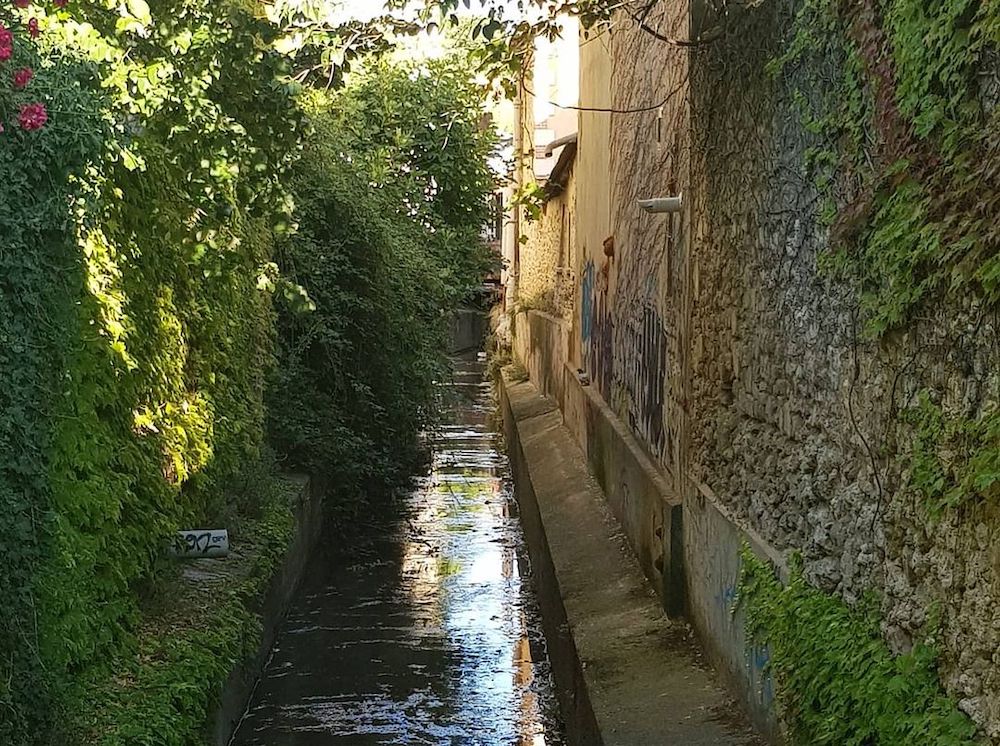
[{"xmin": 231, "ymin": 355, "xmax": 566, "ymax": 745}]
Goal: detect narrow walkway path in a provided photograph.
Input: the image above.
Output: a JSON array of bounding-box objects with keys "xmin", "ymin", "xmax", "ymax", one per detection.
[
  {"xmin": 231, "ymin": 356, "xmax": 565, "ymax": 745},
  {"xmin": 502, "ymin": 370, "xmax": 766, "ymax": 746}
]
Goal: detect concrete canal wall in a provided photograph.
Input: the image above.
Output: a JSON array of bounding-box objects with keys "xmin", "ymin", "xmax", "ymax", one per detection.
[
  {"xmin": 211, "ymin": 475, "xmax": 325, "ymax": 745},
  {"xmin": 509, "ymin": 309, "xmax": 784, "ymax": 741},
  {"xmin": 500, "ymin": 366, "xmax": 765, "ymax": 746}
]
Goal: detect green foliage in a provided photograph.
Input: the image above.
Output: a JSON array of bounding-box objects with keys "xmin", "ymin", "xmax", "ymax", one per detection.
[
  {"xmin": 904, "ymin": 391, "xmax": 1000, "ymax": 519},
  {"xmin": 32, "ymin": 147, "xmax": 278, "ymax": 684},
  {"xmin": 883, "ymin": 0, "xmax": 984, "ymax": 152},
  {"xmin": 268, "ymin": 56, "xmax": 497, "ymax": 495},
  {"xmin": 739, "ymin": 547, "xmax": 979, "ymax": 745},
  {"xmin": 65, "ymin": 0, "xmax": 302, "ymax": 229},
  {"xmin": 59, "ymin": 472, "xmax": 298, "ymax": 746},
  {"xmin": 512, "ymin": 180, "xmax": 546, "ymax": 223},
  {"xmin": 852, "ymin": 177, "xmax": 943, "ymax": 336},
  {"xmin": 1, "ymin": 1, "xmax": 297, "ymax": 741},
  {"xmin": 0, "ymin": 43, "xmax": 114, "ymax": 743},
  {"xmin": 2, "ymin": 2, "xmax": 498, "ymax": 742},
  {"xmin": 771, "ymin": 0, "xmax": 1000, "ymax": 336}
]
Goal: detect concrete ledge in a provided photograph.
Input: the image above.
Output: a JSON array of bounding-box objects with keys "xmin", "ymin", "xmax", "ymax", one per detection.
[
  {"xmin": 561, "ymin": 360, "xmax": 683, "ymax": 611},
  {"xmin": 210, "ymin": 474, "xmax": 325, "ymax": 745},
  {"xmin": 510, "ymin": 307, "xmax": 784, "ymax": 740},
  {"xmin": 501, "ymin": 369, "xmax": 763, "ymax": 746},
  {"xmin": 512, "ymin": 310, "xmax": 682, "ymax": 612}
]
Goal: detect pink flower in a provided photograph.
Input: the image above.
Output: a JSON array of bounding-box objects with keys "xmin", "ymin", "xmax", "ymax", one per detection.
[
  {"xmin": 18, "ymin": 102, "xmax": 47, "ymax": 131},
  {"xmin": 27, "ymin": 18, "xmax": 38, "ymax": 37},
  {"xmin": 14, "ymin": 0, "xmax": 30, "ymax": 8},
  {"xmin": 13, "ymin": 67, "xmax": 32, "ymax": 89},
  {"xmin": 0, "ymin": 25, "xmax": 12, "ymax": 61}
]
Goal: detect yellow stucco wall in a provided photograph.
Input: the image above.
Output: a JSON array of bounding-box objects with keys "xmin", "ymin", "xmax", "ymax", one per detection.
[{"xmin": 574, "ymin": 28, "xmax": 613, "ymax": 368}]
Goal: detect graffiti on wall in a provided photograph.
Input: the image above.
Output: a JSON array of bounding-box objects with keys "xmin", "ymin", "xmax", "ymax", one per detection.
[
  {"xmin": 581, "ymin": 258, "xmax": 614, "ymax": 401},
  {"xmin": 581, "ymin": 254, "xmax": 671, "ymax": 465},
  {"xmin": 749, "ymin": 643, "xmax": 776, "ymax": 708},
  {"xmin": 581, "ymin": 258, "xmax": 596, "ymax": 345},
  {"xmin": 170, "ymin": 529, "xmax": 229, "ymax": 558},
  {"xmin": 619, "ymin": 305, "xmax": 669, "ymax": 460}
]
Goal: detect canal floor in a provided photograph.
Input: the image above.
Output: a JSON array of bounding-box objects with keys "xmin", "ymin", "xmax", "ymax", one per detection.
[{"xmin": 230, "ymin": 356, "xmax": 566, "ymax": 745}]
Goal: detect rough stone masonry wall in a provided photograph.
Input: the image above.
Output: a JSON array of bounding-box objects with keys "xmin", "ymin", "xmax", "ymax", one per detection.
[
  {"xmin": 555, "ymin": 0, "xmax": 1000, "ymax": 737},
  {"xmin": 683, "ymin": 0, "xmax": 1000, "ymax": 737},
  {"xmin": 519, "ymin": 172, "xmax": 577, "ymax": 320}
]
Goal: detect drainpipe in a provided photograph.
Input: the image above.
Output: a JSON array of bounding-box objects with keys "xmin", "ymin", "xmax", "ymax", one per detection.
[
  {"xmin": 509, "ymin": 84, "xmax": 524, "ymax": 311},
  {"xmin": 543, "ymin": 132, "xmax": 578, "ymax": 158}
]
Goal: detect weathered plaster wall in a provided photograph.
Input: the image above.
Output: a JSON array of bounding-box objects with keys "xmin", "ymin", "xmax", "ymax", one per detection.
[
  {"xmin": 601, "ymin": 1, "xmax": 688, "ymax": 472},
  {"xmin": 518, "ymin": 170, "xmax": 577, "ymax": 319},
  {"xmin": 576, "ymin": 28, "xmax": 613, "ymax": 371}
]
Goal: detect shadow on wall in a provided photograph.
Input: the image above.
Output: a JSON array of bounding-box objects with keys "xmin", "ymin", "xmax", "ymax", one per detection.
[{"xmin": 450, "ymin": 308, "xmax": 488, "ymax": 353}]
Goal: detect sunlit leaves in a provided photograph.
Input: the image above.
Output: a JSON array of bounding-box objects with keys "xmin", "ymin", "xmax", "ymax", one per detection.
[{"xmin": 269, "ymin": 56, "xmax": 497, "ymax": 493}]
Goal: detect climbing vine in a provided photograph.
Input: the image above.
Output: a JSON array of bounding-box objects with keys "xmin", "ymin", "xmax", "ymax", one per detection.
[
  {"xmin": 268, "ymin": 55, "xmax": 498, "ymax": 498},
  {"xmin": 903, "ymin": 391, "xmax": 1000, "ymax": 519},
  {"xmin": 739, "ymin": 547, "xmax": 979, "ymax": 745},
  {"xmin": 58, "ymin": 473, "xmax": 298, "ymax": 746},
  {"xmin": 0, "ymin": 0, "xmax": 300, "ymax": 741},
  {"xmin": 771, "ymin": 0, "xmax": 1000, "ymax": 336},
  {"xmin": 762, "ymin": 0, "xmax": 1000, "ymax": 525},
  {"xmin": 0, "ymin": 22, "xmax": 108, "ymax": 746}
]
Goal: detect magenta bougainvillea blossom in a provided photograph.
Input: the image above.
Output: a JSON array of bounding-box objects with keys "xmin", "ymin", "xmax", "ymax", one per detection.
[
  {"xmin": 0, "ymin": 24, "xmax": 12, "ymax": 61},
  {"xmin": 12, "ymin": 66, "xmax": 31, "ymax": 88},
  {"xmin": 18, "ymin": 101, "xmax": 46, "ymax": 129},
  {"xmin": 1, "ymin": 0, "xmax": 57, "ymax": 133}
]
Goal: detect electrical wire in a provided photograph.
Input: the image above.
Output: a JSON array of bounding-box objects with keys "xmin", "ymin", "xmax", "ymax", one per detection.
[{"xmin": 519, "ymin": 70, "xmax": 688, "ymax": 114}]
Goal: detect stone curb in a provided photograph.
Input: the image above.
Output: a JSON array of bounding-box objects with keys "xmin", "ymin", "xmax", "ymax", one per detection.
[{"xmin": 211, "ymin": 474, "xmax": 326, "ymax": 746}]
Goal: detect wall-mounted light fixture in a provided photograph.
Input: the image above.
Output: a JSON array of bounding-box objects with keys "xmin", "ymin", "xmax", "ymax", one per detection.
[
  {"xmin": 637, "ymin": 194, "xmax": 683, "ymax": 214},
  {"xmin": 638, "ymin": 193, "xmax": 684, "ymax": 293}
]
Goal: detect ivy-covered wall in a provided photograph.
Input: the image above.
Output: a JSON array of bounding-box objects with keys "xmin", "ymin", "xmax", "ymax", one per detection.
[
  {"xmin": 1, "ymin": 7, "xmax": 497, "ymax": 738},
  {"xmin": 685, "ymin": 0, "xmax": 1000, "ymax": 740},
  {"xmin": 0, "ymin": 50, "xmax": 109, "ymax": 741},
  {"xmin": 0, "ymin": 36, "xmax": 280, "ymax": 746}
]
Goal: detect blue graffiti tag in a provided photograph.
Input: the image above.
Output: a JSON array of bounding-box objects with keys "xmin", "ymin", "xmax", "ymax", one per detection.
[{"xmin": 581, "ymin": 259, "xmax": 595, "ymax": 344}]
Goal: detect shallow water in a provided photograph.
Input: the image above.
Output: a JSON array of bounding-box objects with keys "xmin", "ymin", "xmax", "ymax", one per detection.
[{"xmin": 230, "ymin": 356, "xmax": 566, "ymax": 746}]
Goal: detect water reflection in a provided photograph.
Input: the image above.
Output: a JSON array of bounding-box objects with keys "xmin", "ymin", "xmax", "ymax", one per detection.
[{"xmin": 230, "ymin": 356, "xmax": 565, "ymax": 745}]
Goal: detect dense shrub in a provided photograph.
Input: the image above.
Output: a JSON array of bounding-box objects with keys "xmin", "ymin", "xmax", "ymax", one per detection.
[
  {"xmin": 1, "ymin": 1, "xmax": 295, "ymax": 741},
  {"xmin": 0, "ymin": 42, "xmax": 109, "ymax": 743},
  {"xmin": 268, "ymin": 61, "xmax": 497, "ymax": 495},
  {"xmin": 740, "ymin": 549, "xmax": 978, "ymax": 745},
  {"xmin": 1, "ymin": 0, "xmax": 496, "ymax": 739}
]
